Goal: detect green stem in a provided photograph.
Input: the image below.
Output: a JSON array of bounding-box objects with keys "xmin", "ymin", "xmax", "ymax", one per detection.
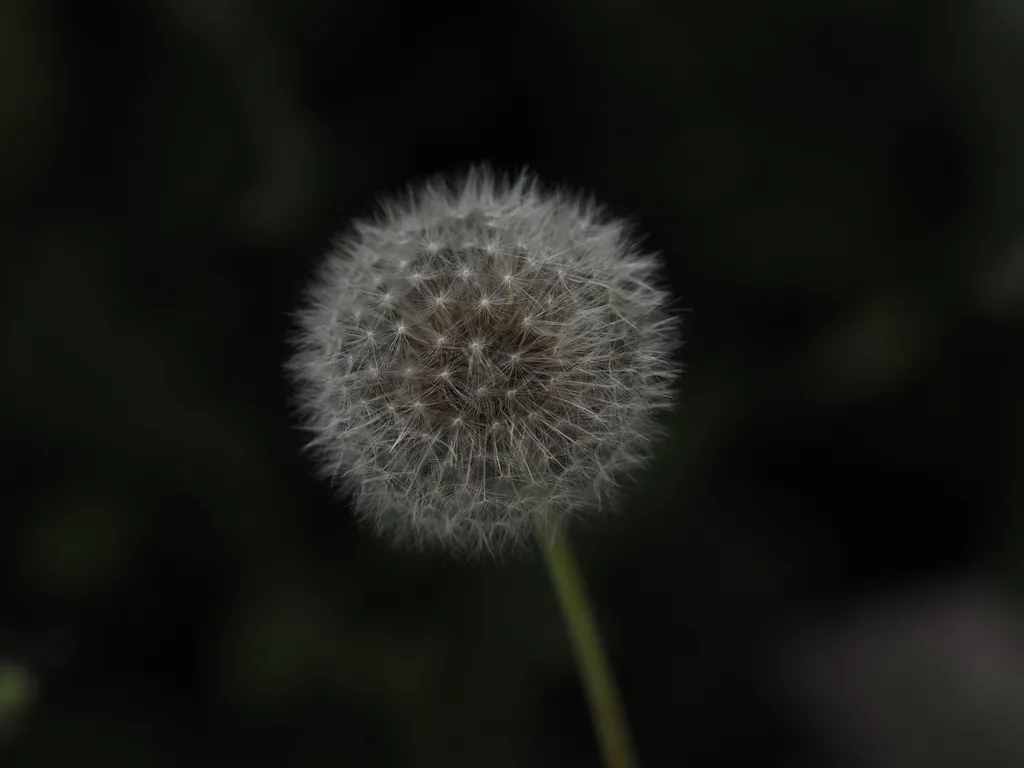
[{"xmin": 537, "ymin": 528, "xmax": 639, "ymax": 768}]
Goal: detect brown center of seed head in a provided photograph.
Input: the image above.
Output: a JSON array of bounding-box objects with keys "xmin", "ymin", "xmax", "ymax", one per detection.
[{"xmin": 390, "ymin": 242, "xmax": 559, "ymax": 437}]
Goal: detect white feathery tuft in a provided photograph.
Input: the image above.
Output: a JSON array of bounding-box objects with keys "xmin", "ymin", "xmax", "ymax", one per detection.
[{"xmin": 287, "ymin": 166, "xmax": 682, "ymax": 557}]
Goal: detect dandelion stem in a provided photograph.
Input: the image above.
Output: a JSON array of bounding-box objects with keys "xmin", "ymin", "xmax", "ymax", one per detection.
[{"xmin": 538, "ymin": 529, "xmax": 639, "ymax": 768}]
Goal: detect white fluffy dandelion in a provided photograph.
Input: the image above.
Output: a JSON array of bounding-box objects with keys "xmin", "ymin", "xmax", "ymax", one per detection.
[{"xmin": 287, "ymin": 166, "xmax": 681, "ymax": 557}]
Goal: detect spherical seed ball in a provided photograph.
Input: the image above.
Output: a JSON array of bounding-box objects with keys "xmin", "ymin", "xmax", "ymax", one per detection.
[{"xmin": 287, "ymin": 167, "xmax": 681, "ymax": 557}]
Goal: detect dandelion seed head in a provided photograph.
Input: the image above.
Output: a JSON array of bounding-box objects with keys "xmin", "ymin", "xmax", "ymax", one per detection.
[{"xmin": 287, "ymin": 166, "xmax": 682, "ymax": 557}]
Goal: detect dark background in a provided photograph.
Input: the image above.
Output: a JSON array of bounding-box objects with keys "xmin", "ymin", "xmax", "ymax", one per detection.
[{"xmin": 2, "ymin": 0, "xmax": 1024, "ymax": 766}]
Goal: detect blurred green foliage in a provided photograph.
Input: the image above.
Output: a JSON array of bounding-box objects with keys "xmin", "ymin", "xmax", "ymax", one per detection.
[
  {"xmin": 0, "ymin": 665, "xmax": 36, "ymax": 743},
  {"xmin": 1, "ymin": 0, "xmax": 1022, "ymax": 766}
]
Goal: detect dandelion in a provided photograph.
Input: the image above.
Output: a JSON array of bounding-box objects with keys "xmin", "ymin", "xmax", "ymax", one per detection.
[
  {"xmin": 288, "ymin": 166, "xmax": 680, "ymax": 555},
  {"xmin": 286, "ymin": 165, "xmax": 682, "ymax": 767}
]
